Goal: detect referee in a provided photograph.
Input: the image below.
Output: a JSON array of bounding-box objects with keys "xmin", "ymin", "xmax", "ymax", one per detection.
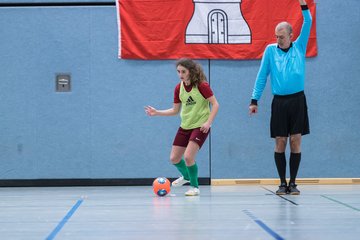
[{"xmin": 249, "ymin": 0, "xmax": 312, "ymax": 195}]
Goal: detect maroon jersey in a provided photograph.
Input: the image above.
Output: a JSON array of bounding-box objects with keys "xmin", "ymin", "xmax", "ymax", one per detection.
[{"xmin": 174, "ymin": 81, "xmax": 213, "ymax": 103}]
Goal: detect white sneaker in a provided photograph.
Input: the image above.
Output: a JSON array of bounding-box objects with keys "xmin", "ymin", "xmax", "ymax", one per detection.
[
  {"xmin": 185, "ymin": 187, "xmax": 200, "ymax": 196},
  {"xmin": 172, "ymin": 176, "xmax": 190, "ymax": 187}
]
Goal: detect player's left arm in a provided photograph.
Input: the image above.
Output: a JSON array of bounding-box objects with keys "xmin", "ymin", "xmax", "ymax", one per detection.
[{"xmin": 200, "ymin": 95, "xmax": 219, "ymax": 133}]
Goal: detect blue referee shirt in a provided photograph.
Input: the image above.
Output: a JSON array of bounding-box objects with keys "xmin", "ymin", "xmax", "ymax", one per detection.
[{"xmin": 251, "ymin": 7, "xmax": 312, "ymax": 102}]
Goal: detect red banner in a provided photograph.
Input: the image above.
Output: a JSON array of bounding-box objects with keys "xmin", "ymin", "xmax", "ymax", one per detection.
[{"xmin": 117, "ymin": 0, "xmax": 317, "ymax": 60}]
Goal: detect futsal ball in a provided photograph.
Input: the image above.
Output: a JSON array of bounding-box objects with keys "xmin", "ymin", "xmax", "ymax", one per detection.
[{"xmin": 152, "ymin": 177, "xmax": 171, "ymax": 197}]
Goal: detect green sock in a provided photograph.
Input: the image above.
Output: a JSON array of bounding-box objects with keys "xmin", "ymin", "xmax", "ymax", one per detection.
[
  {"xmin": 174, "ymin": 159, "xmax": 190, "ymax": 180},
  {"xmin": 187, "ymin": 163, "xmax": 199, "ymax": 188}
]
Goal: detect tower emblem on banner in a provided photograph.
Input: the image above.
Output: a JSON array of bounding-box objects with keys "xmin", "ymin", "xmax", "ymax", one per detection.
[{"xmin": 186, "ymin": 0, "xmax": 251, "ymax": 44}]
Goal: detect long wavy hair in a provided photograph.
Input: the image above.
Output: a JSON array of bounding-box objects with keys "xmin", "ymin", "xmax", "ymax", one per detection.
[{"xmin": 176, "ymin": 58, "xmax": 207, "ymax": 87}]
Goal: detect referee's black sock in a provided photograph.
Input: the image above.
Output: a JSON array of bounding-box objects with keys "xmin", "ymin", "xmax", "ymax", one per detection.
[
  {"xmin": 274, "ymin": 152, "xmax": 287, "ymax": 185},
  {"xmin": 290, "ymin": 152, "xmax": 301, "ymax": 184}
]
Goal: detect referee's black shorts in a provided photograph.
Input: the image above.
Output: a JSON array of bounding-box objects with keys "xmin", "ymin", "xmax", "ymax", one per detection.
[{"xmin": 270, "ymin": 91, "xmax": 310, "ymax": 138}]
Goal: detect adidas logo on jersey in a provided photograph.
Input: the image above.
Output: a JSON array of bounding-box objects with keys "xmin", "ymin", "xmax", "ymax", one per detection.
[{"xmin": 186, "ymin": 96, "xmax": 196, "ymax": 106}]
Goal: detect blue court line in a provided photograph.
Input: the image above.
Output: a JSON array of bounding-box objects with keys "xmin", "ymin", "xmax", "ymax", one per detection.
[
  {"xmin": 46, "ymin": 199, "xmax": 84, "ymax": 240},
  {"xmin": 243, "ymin": 210, "xmax": 285, "ymax": 240},
  {"xmin": 321, "ymin": 195, "xmax": 360, "ymax": 212}
]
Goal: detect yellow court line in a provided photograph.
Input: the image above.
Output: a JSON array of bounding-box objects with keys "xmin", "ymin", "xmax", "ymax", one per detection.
[{"xmin": 211, "ymin": 178, "xmax": 360, "ymax": 185}]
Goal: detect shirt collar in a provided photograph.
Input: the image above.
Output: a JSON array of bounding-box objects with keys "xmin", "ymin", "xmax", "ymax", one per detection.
[{"xmin": 278, "ymin": 42, "xmax": 293, "ymax": 53}]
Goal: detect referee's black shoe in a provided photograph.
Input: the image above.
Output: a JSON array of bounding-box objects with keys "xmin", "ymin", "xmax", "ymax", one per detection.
[
  {"xmin": 276, "ymin": 183, "xmax": 288, "ymax": 195},
  {"xmin": 288, "ymin": 183, "xmax": 300, "ymax": 195}
]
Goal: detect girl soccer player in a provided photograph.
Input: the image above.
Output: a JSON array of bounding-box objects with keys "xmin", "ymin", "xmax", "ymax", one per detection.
[{"xmin": 145, "ymin": 59, "xmax": 219, "ymax": 196}]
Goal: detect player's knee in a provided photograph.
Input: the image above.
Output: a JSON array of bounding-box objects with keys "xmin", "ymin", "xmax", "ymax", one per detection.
[
  {"xmin": 170, "ymin": 155, "xmax": 181, "ymax": 164},
  {"xmin": 183, "ymin": 155, "xmax": 195, "ymax": 166}
]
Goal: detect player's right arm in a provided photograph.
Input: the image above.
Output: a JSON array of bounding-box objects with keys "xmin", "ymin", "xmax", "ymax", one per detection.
[{"xmin": 145, "ymin": 103, "xmax": 181, "ymax": 117}]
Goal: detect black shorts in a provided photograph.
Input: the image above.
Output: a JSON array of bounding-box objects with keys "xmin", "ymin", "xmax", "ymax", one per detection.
[{"xmin": 270, "ymin": 91, "xmax": 310, "ymax": 138}]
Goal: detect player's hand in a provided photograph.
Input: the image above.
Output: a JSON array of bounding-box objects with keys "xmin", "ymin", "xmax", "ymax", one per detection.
[
  {"xmin": 200, "ymin": 122, "xmax": 211, "ymax": 133},
  {"xmin": 145, "ymin": 105, "xmax": 157, "ymax": 116},
  {"xmin": 249, "ymin": 104, "xmax": 258, "ymax": 115}
]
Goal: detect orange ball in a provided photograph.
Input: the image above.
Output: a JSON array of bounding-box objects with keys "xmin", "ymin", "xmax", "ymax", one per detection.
[{"xmin": 153, "ymin": 177, "xmax": 171, "ymax": 196}]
